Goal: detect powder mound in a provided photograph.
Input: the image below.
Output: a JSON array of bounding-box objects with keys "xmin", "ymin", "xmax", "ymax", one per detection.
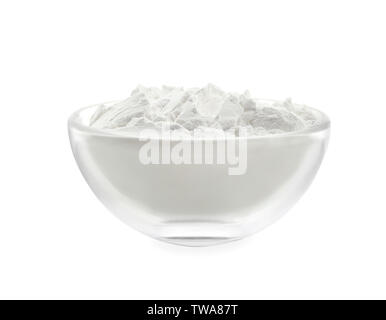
[{"xmin": 90, "ymin": 84, "xmax": 320, "ymax": 136}]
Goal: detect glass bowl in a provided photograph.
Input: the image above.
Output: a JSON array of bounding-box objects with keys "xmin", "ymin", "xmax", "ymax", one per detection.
[{"xmin": 68, "ymin": 102, "xmax": 330, "ymax": 246}]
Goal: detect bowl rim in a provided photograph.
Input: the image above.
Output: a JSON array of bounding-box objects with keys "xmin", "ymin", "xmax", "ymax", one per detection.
[{"xmin": 68, "ymin": 100, "xmax": 330, "ymax": 141}]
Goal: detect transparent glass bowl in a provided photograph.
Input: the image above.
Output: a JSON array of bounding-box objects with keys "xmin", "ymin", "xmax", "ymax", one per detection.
[{"xmin": 68, "ymin": 102, "xmax": 330, "ymax": 246}]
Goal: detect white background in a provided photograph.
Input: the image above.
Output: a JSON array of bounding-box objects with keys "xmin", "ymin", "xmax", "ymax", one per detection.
[{"xmin": 0, "ymin": 0, "xmax": 385, "ymax": 299}]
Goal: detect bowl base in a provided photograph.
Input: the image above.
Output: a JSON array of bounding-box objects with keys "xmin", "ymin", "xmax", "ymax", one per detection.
[
  {"xmin": 158, "ymin": 236, "xmax": 240, "ymax": 247},
  {"xmin": 151, "ymin": 221, "xmax": 243, "ymax": 247}
]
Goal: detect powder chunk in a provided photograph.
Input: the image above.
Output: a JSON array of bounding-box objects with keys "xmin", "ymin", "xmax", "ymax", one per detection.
[
  {"xmin": 89, "ymin": 84, "xmax": 320, "ymax": 136},
  {"xmin": 251, "ymin": 107, "xmax": 305, "ymax": 132},
  {"xmin": 195, "ymin": 84, "xmax": 225, "ymax": 118}
]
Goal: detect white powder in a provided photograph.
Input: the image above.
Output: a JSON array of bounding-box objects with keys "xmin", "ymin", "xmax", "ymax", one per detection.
[{"xmin": 89, "ymin": 84, "xmax": 320, "ymax": 136}]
